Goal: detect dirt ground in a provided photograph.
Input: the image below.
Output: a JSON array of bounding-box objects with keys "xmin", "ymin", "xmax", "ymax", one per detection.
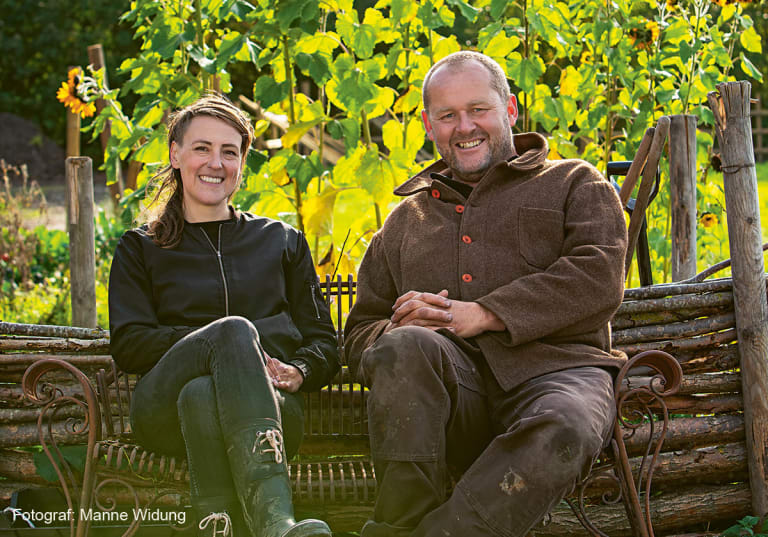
[{"xmin": 1, "ymin": 113, "xmax": 110, "ymax": 230}]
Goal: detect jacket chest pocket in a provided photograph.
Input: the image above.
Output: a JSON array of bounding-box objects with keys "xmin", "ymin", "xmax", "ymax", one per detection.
[{"xmin": 518, "ymin": 207, "xmax": 565, "ymax": 270}]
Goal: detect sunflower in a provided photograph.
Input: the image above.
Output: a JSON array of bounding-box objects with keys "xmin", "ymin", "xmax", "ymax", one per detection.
[
  {"xmin": 700, "ymin": 212, "xmax": 719, "ymax": 228},
  {"xmin": 56, "ymin": 67, "xmax": 96, "ymax": 119},
  {"xmin": 629, "ymin": 20, "xmax": 660, "ymax": 51}
]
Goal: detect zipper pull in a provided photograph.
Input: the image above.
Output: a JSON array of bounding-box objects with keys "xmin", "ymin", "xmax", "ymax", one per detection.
[{"xmin": 310, "ymin": 283, "xmax": 321, "ymax": 319}]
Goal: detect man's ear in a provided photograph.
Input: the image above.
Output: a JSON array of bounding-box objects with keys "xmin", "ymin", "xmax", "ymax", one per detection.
[
  {"xmin": 170, "ymin": 141, "xmax": 180, "ymax": 169},
  {"xmin": 507, "ymin": 95, "xmax": 519, "ymax": 127},
  {"xmin": 421, "ymin": 109, "xmax": 435, "ymax": 141}
]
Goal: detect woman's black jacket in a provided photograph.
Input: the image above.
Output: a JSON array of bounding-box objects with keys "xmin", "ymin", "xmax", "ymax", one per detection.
[{"xmin": 108, "ymin": 211, "xmax": 339, "ymax": 391}]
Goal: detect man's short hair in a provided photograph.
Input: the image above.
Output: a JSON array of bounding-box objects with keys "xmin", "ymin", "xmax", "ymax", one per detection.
[{"xmin": 422, "ymin": 51, "xmax": 511, "ymax": 114}]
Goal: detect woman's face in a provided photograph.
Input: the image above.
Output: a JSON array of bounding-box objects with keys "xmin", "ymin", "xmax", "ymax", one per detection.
[{"xmin": 170, "ymin": 115, "xmax": 244, "ymax": 222}]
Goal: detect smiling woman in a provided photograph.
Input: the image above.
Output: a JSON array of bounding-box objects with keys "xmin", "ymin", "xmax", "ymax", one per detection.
[
  {"xmin": 169, "ymin": 115, "xmax": 245, "ymax": 222},
  {"xmin": 107, "ymin": 94, "xmax": 338, "ymax": 537}
]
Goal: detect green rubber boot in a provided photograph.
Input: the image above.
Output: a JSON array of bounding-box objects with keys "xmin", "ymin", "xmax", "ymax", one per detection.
[
  {"xmin": 226, "ymin": 420, "xmax": 332, "ymax": 537},
  {"xmin": 193, "ymin": 496, "xmax": 244, "ymax": 537}
]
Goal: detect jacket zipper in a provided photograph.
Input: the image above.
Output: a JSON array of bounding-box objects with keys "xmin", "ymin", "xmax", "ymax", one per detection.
[
  {"xmin": 310, "ymin": 283, "xmax": 321, "ymax": 319},
  {"xmin": 201, "ymin": 225, "xmax": 230, "ymax": 316}
]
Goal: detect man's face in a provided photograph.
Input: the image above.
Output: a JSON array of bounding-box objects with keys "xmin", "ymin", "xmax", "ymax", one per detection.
[{"xmin": 422, "ymin": 61, "xmax": 518, "ymax": 183}]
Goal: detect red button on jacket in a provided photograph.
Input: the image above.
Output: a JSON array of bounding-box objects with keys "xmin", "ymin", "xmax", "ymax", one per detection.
[
  {"xmin": 462, "ymin": 273, "xmax": 473, "ymax": 282},
  {"xmin": 431, "ymin": 189, "xmax": 440, "ymax": 199},
  {"xmin": 462, "ymin": 235, "xmax": 472, "ymax": 244},
  {"xmin": 455, "ymin": 205, "xmax": 465, "ymax": 213}
]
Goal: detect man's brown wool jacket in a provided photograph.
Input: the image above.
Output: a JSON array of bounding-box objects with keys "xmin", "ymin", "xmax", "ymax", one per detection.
[{"xmin": 344, "ymin": 132, "xmax": 629, "ymax": 392}]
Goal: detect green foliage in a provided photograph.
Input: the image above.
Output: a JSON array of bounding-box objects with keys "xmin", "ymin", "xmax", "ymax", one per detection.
[
  {"xmin": 1, "ymin": 159, "xmax": 121, "ymax": 326},
  {"xmin": 69, "ymin": 0, "xmax": 762, "ymax": 285},
  {"xmin": 0, "ymin": 0, "xmax": 138, "ymax": 153},
  {"xmin": 32, "ymin": 445, "xmax": 88, "ymax": 484},
  {"xmin": 722, "ymin": 515, "xmax": 768, "ymax": 536}
]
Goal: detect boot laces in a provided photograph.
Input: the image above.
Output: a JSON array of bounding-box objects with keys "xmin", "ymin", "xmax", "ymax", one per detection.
[
  {"xmin": 252, "ymin": 429, "xmax": 284, "ymax": 463},
  {"xmin": 198, "ymin": 512, "xmax": 232, "ymax": 536}
]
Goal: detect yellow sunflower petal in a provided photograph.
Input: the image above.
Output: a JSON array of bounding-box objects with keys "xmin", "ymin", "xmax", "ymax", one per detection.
[
  {"xmin": 56, "ymin": 82, "xmax": 72, "ymax": 103},
  {"xmin": 79, "ymin": 101, "xmax": 97, "ymax": 118},
  {"xmin": 67, "ymin": 67, "xmax": 81, "ymax": 85}
]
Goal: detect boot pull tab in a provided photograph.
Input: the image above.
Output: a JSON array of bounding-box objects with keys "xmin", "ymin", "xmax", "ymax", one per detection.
[
  {"xmin": 253, "ymin": 429, "xmax": 284, "ymax": 464},
  {"xmin": 198, "ymin": 512, "xmax": 232, "ymax": 536}
]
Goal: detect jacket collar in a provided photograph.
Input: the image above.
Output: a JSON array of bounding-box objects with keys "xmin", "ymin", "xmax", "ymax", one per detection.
[{"xmin": 394, "ymin": 132, "xmax": 548, "ymax": 197}]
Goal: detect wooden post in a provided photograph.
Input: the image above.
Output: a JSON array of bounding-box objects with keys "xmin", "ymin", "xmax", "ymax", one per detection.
[
  {"xmin": 708, "ymin": 81, "xmax": 768, "ymax": 515},
  {"xmin": 669, "ymin": 114, "xmax": 698, "ymax": 281},
  {"xmin": 87, "ymin": 43, "xmax": 124, "ymax": 206},
  {"xmin": 65, "ymin": 67, "xmax": 81, "ymax": 158},
  {"xmin": 66, "ymin": 157, "xmax": 97, "ymax": 328}
]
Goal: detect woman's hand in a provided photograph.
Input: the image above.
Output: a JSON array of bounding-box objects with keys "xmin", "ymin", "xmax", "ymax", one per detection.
[{"xmin": 266, "ymin": 356, "xmax": 304, "ymax": 393}]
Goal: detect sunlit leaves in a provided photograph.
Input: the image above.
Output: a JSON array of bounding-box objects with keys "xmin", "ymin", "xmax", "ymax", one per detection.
[
  {"xmin": 432, "ymin": 34, "xmax": 461, "ymax": 61},
  {"xmin": 507, "ymin": 54, "xmax": 546, "ymax": 94},
  {"xmin": 393, "ymin": 85, "xmax": 422, "ymax": 114},
  {"xmin": 254, "ymin": 76, "xmax": 289, "ymax": 108},
  {"xmin": 740, "ymin": 25, "xmax": 762, "ymax": 54},
  {"xmin": 100, "ymin": 0, "xmax": 765, "ymax": 281}
]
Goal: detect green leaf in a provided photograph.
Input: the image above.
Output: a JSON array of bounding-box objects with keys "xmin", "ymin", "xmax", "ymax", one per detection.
[
  {"xmin": 432, "ymin": 34, "xmax": 461, "ymax": 61},
  {"xmin": 390, "ymin": 0, "xmax": 409, "ymax": 23},
  {"xmin": 382, "ymin": 119, "xmax": 403, "ymax": 152},
  {"xmin": 246, "ymin": 149, "xmax": 268, "ymax": 174},
  {"xmin": 445, "ymin": 0, "xmax": 480, "ymax": 22},
  {"xmin": 295, "ymin": 52, "xmax": 332, "ymax": 85},
  {"xmin": 328, "ymin": 118, "xmax": 361, "ymax": 153},
  {"xmin": 216, "ymin": 32, "xmax": 246, "ymax": 69},
  {"xmin": 350, "ymin": 24, "xmax": 378, "ymax": 59},
  {"xmin": 740, "ymin": 25, "xmax": 762, "ymax": 54},
  {"xmin": 484, "ymin": 33, "xmax": 520, "ymax": 60},
  {"xmin": 276, "ymin": 0, "xmax": 319, "ymax": 32},
  {"xmin": 33, "ymin": 446, "xmax": 87, "ymax": 482},
  {"xmin": 664, "ymin": 18, "xmax": 689, "ymax": 45},
  {"xmin": 150, "ymin": 26, "xmax": 184, "ymax": 59},
  {"xmin": 282, "ymin": 117, "xmax": 325, "ymax": 148},
  {"xmin": 516, "ymin": 57, "xmax": 545, "ymax": 93},
  {"xmin": 393, "ymin": 85, "xmax": 422, "ymax": 114},
  {"xmin": 490, "ymin": 0, "xmax": 507, "ymax": 20},
  {"xmin": 300, "ymin": 186, "xmax": 338, "ymax": 236},
  {"xmin": 327, "ymin": 55, "xmax": 378, "ymax": 113},
  {"xmin": 253, "ymin": 76, "xmax": 289, "ymax": 108},
  {"xmin": 289, "ymin": 152, "xmax": 323, "ymax": 192},
  {"xmin": 359, "ymin": 146, "xmax": 393, "ymax": 201},
  {"xmin": 189, "ymin": 45, "xmax": 217, "ymax": 74},
  {"xmin": 417, "ymin": 1, "xmax": 448, "ymax": 30},
  {"xmin": 678, "ymin": 41, "xmax": 697, "ymax": 65},
  {"xmin": 133, "ymin": 132, "xmax": 167, "ymax": 164},
  {"xmin": 740, "ymin": 53, "xmax": 763, "ymax": 82},
  {"xmin": 230, "ymin": 0, "xmax": 256, "ymax": 19}
]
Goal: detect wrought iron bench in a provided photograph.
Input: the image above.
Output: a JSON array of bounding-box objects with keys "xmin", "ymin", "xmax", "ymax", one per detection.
[{"xmin": 7, "ymin": 275, "xmax": 682, "ymax": 537}]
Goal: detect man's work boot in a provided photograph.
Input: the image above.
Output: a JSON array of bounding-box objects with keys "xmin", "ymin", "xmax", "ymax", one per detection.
[{"xmin": 226, "ymin": 419, "xmax": 332, "ymax": 537}]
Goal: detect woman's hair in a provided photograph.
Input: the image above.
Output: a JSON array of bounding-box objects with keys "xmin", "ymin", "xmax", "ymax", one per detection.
[{"xmin": 145, "ymin": 94, "xmax": 254, "ymax": 248}]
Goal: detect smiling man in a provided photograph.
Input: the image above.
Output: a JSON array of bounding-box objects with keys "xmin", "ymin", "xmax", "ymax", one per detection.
[{"xmin": 344, "ymin": 51, "xmax": 630, "ymax": 537}]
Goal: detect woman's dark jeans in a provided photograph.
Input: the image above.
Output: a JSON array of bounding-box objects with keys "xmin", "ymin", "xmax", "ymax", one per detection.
[{"xmin": 130, "ymin": 316, "xmax": 304, "ymax": 504}]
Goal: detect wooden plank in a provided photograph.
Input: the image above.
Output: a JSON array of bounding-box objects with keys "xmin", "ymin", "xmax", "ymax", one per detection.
[
  {"xmin": 623, "ymin": 414, "xmax": 744, "ymax": 456},
  {"xmin": 709, "ymin": 80, "xmax": 768, "ymax": 514},
  {"xmin": 611, "ymin": 311, "xmax": 735, "ymax": 344},
  {"xmin": 66, "ymin": 156, "xmax": 97, "ymax": 328},
  {"xmin": 669, "ymin": 114, "xmax": 698, "ymax": 281},
  {"xmin": 0, "ymin": 338, "xmax": 110, "ymax": 353},
  {"xmin": 530, "ymin": 483, "xmax": 750, "ymax": 537},
  {"xmin": 0, "ymin": 322, "xmax": 108, "ymax": 339}
]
